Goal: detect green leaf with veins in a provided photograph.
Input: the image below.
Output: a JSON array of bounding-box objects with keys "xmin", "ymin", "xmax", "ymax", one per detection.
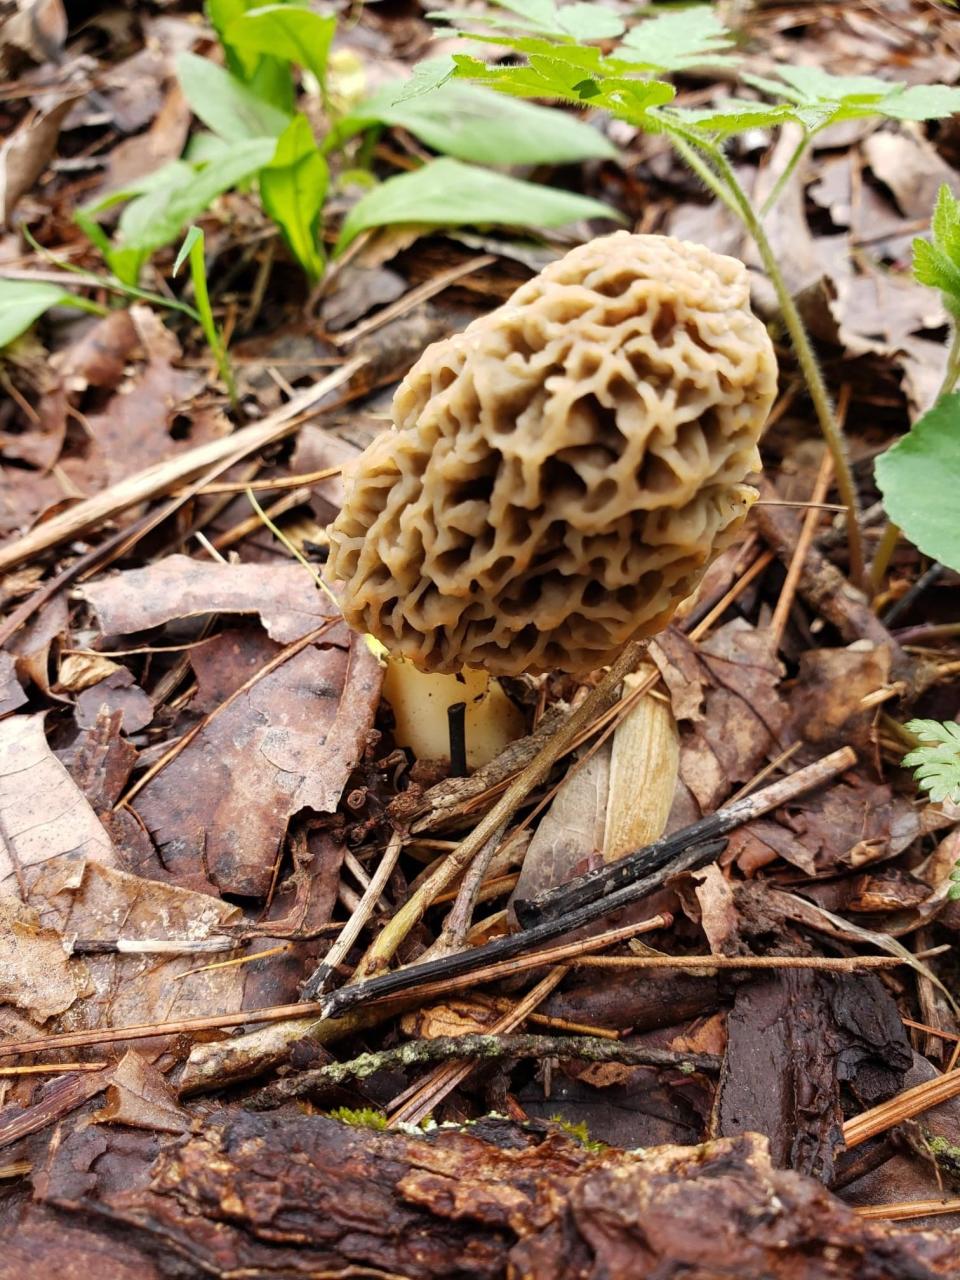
[
  {"xmin": 331, "ymin": 74, "xmax": 615, "ymax": 165},
  {"xmin": 260, "ymin": 114, "xmax": 328, "ymax": 280},
  {"xmin": 334, "ymin": 156, "xmax": 619, "ymax": 254},
  {"xmin": 875, "ymin": 391, "xmax": 960, "ymax": 572},
  {"xmin": 619, "ymin": 7, "xmax": 737, "ymax": 71},
  {"xmin": 176, "ymin": 51, "xmax": 291, "ymax": 141},
  {"xmin": 224, "ymin": 4, "xmax": 337, "ymax": 89}
]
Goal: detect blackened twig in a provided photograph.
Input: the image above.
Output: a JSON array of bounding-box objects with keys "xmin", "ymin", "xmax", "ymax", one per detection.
[
  {"xmin": 244, "ymin": 1033, "xmax": 722, "ymax": 1110},
  {"xmin": 514, "ymin": 745, "xmax": 857, "ymax": 927}
]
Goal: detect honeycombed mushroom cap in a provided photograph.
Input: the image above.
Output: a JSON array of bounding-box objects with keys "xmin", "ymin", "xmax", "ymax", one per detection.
[{"xmin": 327, "ymin": 232, "xmax": 778, "ymax": 676}]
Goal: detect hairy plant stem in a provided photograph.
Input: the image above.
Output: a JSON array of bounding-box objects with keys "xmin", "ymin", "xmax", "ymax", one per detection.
[
  {"xmin": 759, "ymin": 132, "xmax": 813, "ymax": 217},
  {"xmin": 664, "ymin": 125, "xmax": 866, "ymax": 588},
  {"xmin": 869, "ymin": 321, "xmax": 960, "ymax": 589}
]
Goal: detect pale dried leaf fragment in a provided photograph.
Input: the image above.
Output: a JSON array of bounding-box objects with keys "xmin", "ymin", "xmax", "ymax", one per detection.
[
  {"xmin": 0, "ymin": 713, "xmax": 118, "ymax": 896},
  {"xmin": 0, "ymin": 895, "xmax": 90, "ymax": 1020},
  {"xmin": 604, "ymin": 666, "xmax": 679, "ymax": 860},
  {"xmin": 0, "ymin": 95, "xmax": 78, "ymax": 222},
  {"xmin": 92, "ymin": 1049, "xmax": 192, "ymax": 1133},
  {"xmin": 83, "ymin": 554, "xmax": 344, "ymax": 645}
]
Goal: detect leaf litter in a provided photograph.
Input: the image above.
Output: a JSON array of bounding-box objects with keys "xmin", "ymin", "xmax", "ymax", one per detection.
[{"xmin": 1, "ymin": 1, "xmax": 960, "ymax": 1275}]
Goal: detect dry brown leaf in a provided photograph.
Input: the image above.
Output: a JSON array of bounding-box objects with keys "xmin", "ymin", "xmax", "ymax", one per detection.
[
  {"xmin": 56, "ymin": 652, "xmax": 121, "ymax": 694},
  {"xmin": 83, "ymin": 554, "xmax": 344, "ymax": 645},
  {"xmin": 0, "ymin": 94, "xmax": 77, "ymax": 222},
  {"xmin": 0, "ymin": 894, "xmax": 90, "ymax": 1020},
  {"xmin": 0, "ymin": 650, "xmax": 27, "ymax": 715},
  {"xmin": 132, "ymin": 633, "xmax": 382, "ymax": 895},
  {"xmin": 0, "ymin": 712, "xmax": 118, "ymax": 896},
  {"xmin": 91, "ymin": 1049, "xmax": 192, "ymax": 1133}
]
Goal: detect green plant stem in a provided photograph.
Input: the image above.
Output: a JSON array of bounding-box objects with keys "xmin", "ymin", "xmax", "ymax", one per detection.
[
  {"xmin": 664, "ymin": 125, "xmax": 866, "ymax": 588},
  {"xmin": 869, "ymin": 321, "xmax": 960, "ymax": 590},
  {"xmin": 759, "ymin": 131, "xmax": 812, "ymax": 218},
  {"xmin": 187, "ymin": 232, "xmax": 238, "ymax": 408}
]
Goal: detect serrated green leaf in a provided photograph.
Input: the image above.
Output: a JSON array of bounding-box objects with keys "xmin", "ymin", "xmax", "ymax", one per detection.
[
  {"xmin": 225, "ymin": 4, "xmax": 336, "ymax": 89},
  {"xmin": 902, "ymin": 718, "xmax": 960, "ymax": 804},
  {"xmin": 619, "ymin": 6, "xmax": 736, "ymax": 71},
  {"xmin": 757, "ymin": 65, "xmax": 892, "ymax": 104},
  {"xmin": 662, "ymin": 100, "xmax": 796, "ymax": 137},
  {"xmin": 176, "ymin": 51, "xmax": 291, "ymax": 142},
  {"xmin": 875, "ymin": 390, "xmax": 960, "ymax": 572},
  {"xmin": 334, "ymin": 156, "xmax": 619, "ymax": 254},
  {"xmin": 0, "ymin": 280, "xmax": 101, "ymax": 347},
  {"xmin": 260, "ymin": 114, "xmax": 327, "ymax": 280},
  {"xmin": 429, "ymin": 0, "xmax": 622, "ymax": 40},
  {"xmin": 905, "ymin": 719, "xmax": 960, "ymax": 751},
  {"xmin": 912, "ymin": 238, "xmax": 960, "ymax": 306},
  {"xmin": 332, "ymin": 74, "xmax": 615, "ymax": 165},
  {"xmin": 878, "ymin": 84, "xmax": 960, "ymax": 121}
]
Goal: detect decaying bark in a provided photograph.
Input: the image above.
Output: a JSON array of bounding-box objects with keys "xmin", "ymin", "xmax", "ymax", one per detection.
[{"xmin": 6, "ymin": 1111, "xmax": 958, "ymax": 1279}]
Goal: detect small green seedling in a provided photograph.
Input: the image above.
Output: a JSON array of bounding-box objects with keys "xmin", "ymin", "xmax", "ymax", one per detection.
[{"xmin": 173, "ymin": 227, "xmax": 237, "ymax": 407}]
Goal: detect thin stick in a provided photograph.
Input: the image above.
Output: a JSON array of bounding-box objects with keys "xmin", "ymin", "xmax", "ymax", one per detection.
[
  {"xmin": 180, "ymin": 465, "xmax": 343, "ymax": 496},
  {"xmin": 300, "ymin": 831, "xmax": 403, "ymax": 999},
  {"xmin": 514, "ymin": 746, "xmax": 856, "ymax": 927},
  {"xmin": 902, "ymin": 1018, "xmax": 960, "ymax": 1043},
  {"xmin": 688, "ymin": 549, "xmax": 775, "ymax": 642},
  {"xmin": 574, "ymin": 954, "xmax": 903, "ymax": 972},
  {"xmin": 360, "ymin": 914, "xmax": 672, "ymax": 1011},
  {"xmin": 245, "ymin": 1032, "xmax": 719, "ymax": 1111},
  {"xmin": 853, "ymin": 1200, "xmax": 960, "ymax": 1222},
  {"xmin": 0, "ymin": 361, "xmax": 363, "ymax": 574},
  {"xmin": 357, "ymin": 639, "xmax": 649, "ymax": 974},
  {"xmin": 432, "ymin": 822, "xmax": 507, "ymax": 956},
  {"xmin": 331, "ymin": 254, "xmax": 496, "ymax": 347},
  {"xmin": 769, "ymin": 445, "xmax": 835, "ymax": 650},
  {"xmin": 0, "ymin": 1062, "xmax": 108, "ymax": 1075},
  {"xmin": 389, "ymin": 966, "xmax": 568, "ymax": 1126},
  {"xmin": 0, "ymin": 916, "xmax": 667, "ymax": 1061},
  {"xmin": 844, "ymin": 1068, "xmax": 960, "ymax": 1147}
]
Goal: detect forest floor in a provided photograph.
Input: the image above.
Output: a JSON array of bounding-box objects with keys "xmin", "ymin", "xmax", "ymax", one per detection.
[{"xmin": 2, "ymin": 1, "xmax": 960, "ymax": 1277}]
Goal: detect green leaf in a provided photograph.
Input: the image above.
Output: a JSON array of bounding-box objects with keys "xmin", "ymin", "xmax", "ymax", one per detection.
[
  {"xmin": 208, "ymin": 0, "xmax": 297, "ymax": 112},
  {"xmin": 332, "ymin": 73, "xmax": 616, "ymax": 165},
  {"xmin": 429, "ymin": 0, "xmax": 623, "ymax": 40},
  {"xmin": 176, "ymin": 51, "xmax": 291, "ymax": 142},
  {"xmin": 260, "ymin": 114, "xmax": 328, "ymax": 280},
  {"xmin": 619, "ymin": 7, "xmax": 737, "ymax": 71},
  {"xmin": 174, "ymin": 224, "xmax": 203, "ymax": 276},
  {"xmin": 662, "ymin": 100, "xmax": 797, "ymax": 139},
  {"xmin": 875, "ymin": 390, "xmax": 960, "ymax": 572},
  {"xmin": 225, "ymin": 5, "xmax": 337, "ymax": 89},
  {"xmin": 902, "ymin": 718, "xmax": 960, "ymax": 804},
  {"xmin": 107, "ymin": 137, "xmax": 277, "ymax": 283},
  {"xmin": 877, "ymin": 84, "xmax": 960, "ymax": 121},
  {"xmin": 0, "ymin": 280, "xmax": 101, "ymax": 347},
  {"xmin": 334, "ymin": 156, "xmax": 619, "ymax": 254},
  {"xmin": 912, "ymin": 238, "xmax": 960, "ymax": 310}
]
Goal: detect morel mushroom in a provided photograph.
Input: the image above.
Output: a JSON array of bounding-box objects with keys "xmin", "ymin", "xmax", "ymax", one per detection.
[{"xmin": 328, "ymin": 231, "xmax": 777, "ymax": 677}]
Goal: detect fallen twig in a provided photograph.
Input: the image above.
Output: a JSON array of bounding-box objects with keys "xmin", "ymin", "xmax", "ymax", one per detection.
[
  {"xmin": 245, "ymin": 1032, "xmax": 722, "ymax": 1110},
  {"xmin": 514, "ymin": 746, "xmax": 857, "ymax": 926},
  {"xmin": 844, "ymin": 1068, "xmax": 960, "ymax": 1148}
]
